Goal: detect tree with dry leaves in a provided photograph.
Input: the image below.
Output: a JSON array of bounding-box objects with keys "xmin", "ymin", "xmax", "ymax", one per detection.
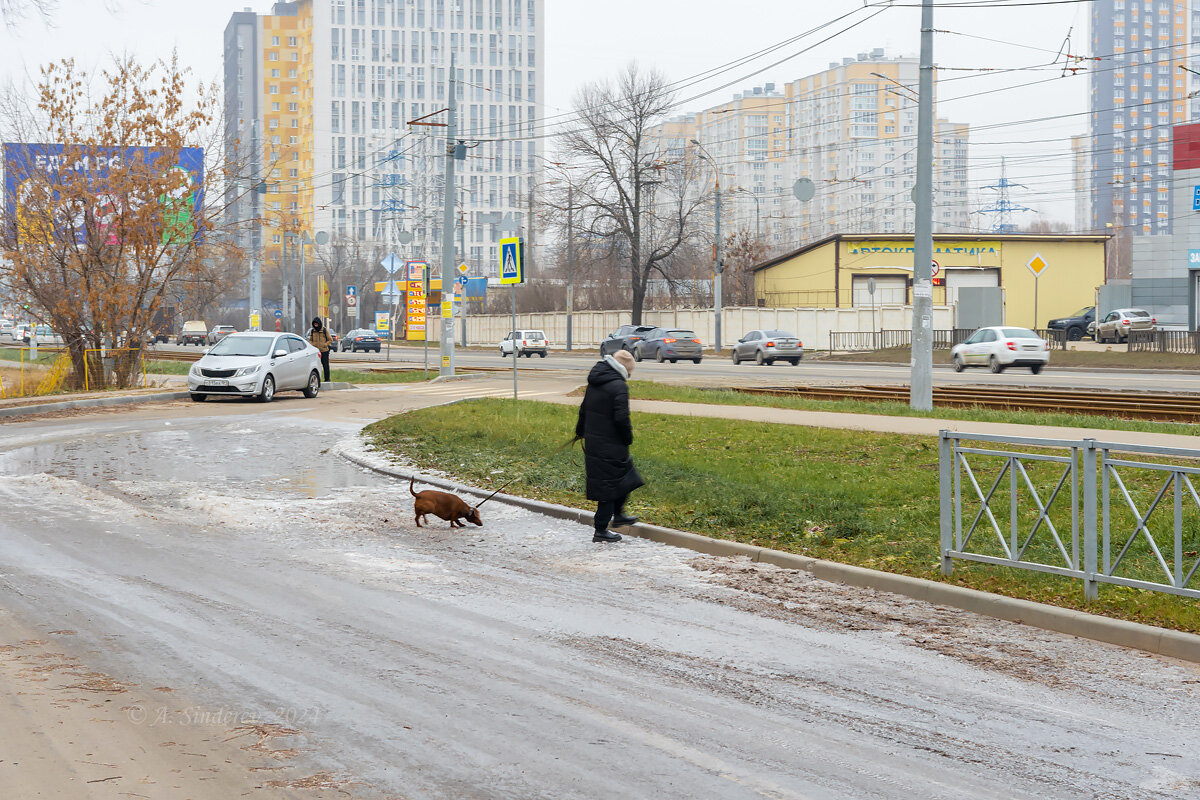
[
  {"xmin": 557, "ymin": 65, "xmax": 708, "ymax": 323},
  {"xmin": 0, "ymin": 56, "xmax": 248, "ymax": 389}
]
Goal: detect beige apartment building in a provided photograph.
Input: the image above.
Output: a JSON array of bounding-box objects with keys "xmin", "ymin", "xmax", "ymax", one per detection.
[{"xmin": 647, "ymin": 49, "xmax": 971, "ymax": 253}]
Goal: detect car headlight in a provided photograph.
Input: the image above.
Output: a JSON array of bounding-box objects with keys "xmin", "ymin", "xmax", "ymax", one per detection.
[
  {"xmin": 189, "ymin": 364, "xmax": 201, "ymax": 376},
  {"xmin": 233, "ymin": 365, "xmax": 261, "ymax": 377}
]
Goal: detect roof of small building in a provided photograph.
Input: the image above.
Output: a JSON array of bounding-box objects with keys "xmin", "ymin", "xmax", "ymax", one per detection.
[{"xmin": 751, "ymin": 232, "xmax": 1111, "ymax": 273}]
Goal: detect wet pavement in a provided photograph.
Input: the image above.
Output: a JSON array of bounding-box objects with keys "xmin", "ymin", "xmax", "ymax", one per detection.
[{"xmin": 0, "ymin": 404, "xmax": 1198, "ymax": 799}]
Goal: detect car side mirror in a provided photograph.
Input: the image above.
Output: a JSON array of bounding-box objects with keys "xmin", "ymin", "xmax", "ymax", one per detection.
[
  {"xmin": 202, "ymin": 348, "xmax": 210, "ymax": 355},
  {"xmin": 274, "ymin": 349, "xmax": 287, "ymax": 358}
]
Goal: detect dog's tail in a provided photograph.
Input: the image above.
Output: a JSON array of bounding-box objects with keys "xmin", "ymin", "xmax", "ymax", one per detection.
[{"xmin": 409, "ymin": 475, "xmax": 418, "ymax": 497}]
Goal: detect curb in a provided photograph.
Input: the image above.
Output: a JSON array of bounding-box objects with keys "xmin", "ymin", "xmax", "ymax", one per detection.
[
  {"xmin": 0, "ymin": 390, "xmax": 190, "ymax": 419},
  {"xmin": 340, "ymin": 447, "xmax": 1200, "ymax": 664},
  {"xmin": 431, "ymin": 373, "xmax": 488, "ymax": 384}
]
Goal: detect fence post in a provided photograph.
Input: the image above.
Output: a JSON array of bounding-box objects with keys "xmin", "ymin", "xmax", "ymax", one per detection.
[
  {"xmin": 939, "ymin": 430, "xmax": 953, "ymax": 575},
  {"xmin": 1082, "ymin": 438, "xmax": 1098, "ymax": 600}
]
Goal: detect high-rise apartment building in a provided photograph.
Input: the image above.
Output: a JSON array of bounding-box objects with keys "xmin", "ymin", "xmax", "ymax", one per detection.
[
  {"xmin": 1088, "ymin": 0, "xmax": 1191, "ymax": 238},
  {"xmin": 646, "ymin": 51, "xmax": 970, "ymax": 253},
  {"xmin": 224, "ymin": 0, "xmax": 544, "ymax": 286}
]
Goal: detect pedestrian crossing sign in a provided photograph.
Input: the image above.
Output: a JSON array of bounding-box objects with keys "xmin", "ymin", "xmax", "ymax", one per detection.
[{"xmin": 499, "ymin": 236, "xmax": 524, "ymax": 285}]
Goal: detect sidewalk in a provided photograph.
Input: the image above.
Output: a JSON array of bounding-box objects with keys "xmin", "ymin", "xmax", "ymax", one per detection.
[{"xmin": 540, "ymin": 394, "xmax": 1200, "ymax": 449}]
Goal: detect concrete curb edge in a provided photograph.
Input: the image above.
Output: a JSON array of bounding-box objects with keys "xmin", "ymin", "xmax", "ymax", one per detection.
[
  {"xmin": 339, "ymin": 446, "xmax": 1200, "ymax": 664},
  {"xmin": 0, "ymin": 390, "xmax": 191, "ymax": 419}
]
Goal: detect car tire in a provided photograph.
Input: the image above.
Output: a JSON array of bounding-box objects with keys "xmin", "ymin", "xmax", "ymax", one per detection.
[
  {"xmin": 258, "ymin": 374, "xmax": 276, "ymax": 403},
  {"xmin": 988, "ymin": 355, "xmax": 1004, "ymax": 374},
  {"xmin": 655, "ymin": 349, "xmax": 665, "ymax": 363},
  {"xmin": 755, "ymin": 350, "xmax": 765, "ymax": 366},
  {"xmin": 952, "ymin": 355, "xmax": 965, "ymax": 373},
  {"xmin": 539, "ymin": 351, "xmax": 546, "ymax": 358},
  {"xmin": 1030, "ymin": 364, "xmax": 1044, "ymax": 375},
  {"xmin": 190, "ymin": 393, "xmax": 206, "ymax": 402},
  {"xmin": 1067, "ymin": 327, "xmax": 1083, "ymax": 341},
  {"xmin": 633, "ymin": 348, "xmax": 642, "ymax": 362},
  {"xmin": 693, "ymin": 358, "xmax": 701, "ymax": 364},
  {"xmin": 303, "ymin": 370, "xmax": 320, "ymax": 398},
  {"xmin": 731, "ymin": 351, "xmax": 739, "ymax": 364}
]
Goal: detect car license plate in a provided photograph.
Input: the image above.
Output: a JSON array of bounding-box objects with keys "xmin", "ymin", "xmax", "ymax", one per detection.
[{"xmin": 207, "ymin": 379, "xmax": 229, "ymax": 386}]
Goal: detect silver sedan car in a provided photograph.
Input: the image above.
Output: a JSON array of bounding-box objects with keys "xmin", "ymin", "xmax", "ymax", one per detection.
[
  {"xmin": 188, "ymin": 331, "xmax": 322, "ymax": 403},
  {"xmin": 731, "ymin": 329, "xmax": 803, "ymax": 365},
  {"xmin": 1094, "ymin": 308, "xmax": 1155, "ymax": 343}
]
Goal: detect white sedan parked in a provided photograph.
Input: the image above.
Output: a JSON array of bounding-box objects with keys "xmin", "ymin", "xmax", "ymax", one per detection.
[
  {"xmin": 188, "ymin": 331, "xmax": 322, "ymax": 403},
  {"xmin": 951, "ymin": 326, "xmax": 1050, "ymax": 374}
]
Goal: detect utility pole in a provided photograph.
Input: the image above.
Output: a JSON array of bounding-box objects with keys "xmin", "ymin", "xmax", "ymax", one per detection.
[
  {"xmin": 249, "ymin": 120, "xmax": 262, "ymax": 330},
  {"xmin": 911, "ymin": 0, "xmax": 935, "ymax": 411},
  {"xmin": 566, "ymin": 182, "xmax": 575, "ymax": 351},
  {"xmin": 691, "ymin": 139, "xmax": 723, "ymax": 352},
  {"xmin": 438, "ymin": 53, "xmax": 458, "ymax": 377}
]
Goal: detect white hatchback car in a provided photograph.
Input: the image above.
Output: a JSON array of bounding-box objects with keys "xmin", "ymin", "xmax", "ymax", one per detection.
[
  {"xmin": 951, "ymin": 326, "xmax": 1050, "ymax": 374},
  {"xmin": 499, "ymin": 329, "xmax": 549, "ymax": 357},
  {"xmin": 188, "ymin": 331, "xmax": 322, "ymax": 403}
]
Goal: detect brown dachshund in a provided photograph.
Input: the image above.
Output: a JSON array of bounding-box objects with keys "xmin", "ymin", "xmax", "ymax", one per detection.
[{"xmin": 410, "ymin": 476, "xmax": 483, "ymax": 528}]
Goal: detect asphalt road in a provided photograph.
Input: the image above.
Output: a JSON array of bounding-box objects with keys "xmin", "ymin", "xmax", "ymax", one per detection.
[
  {"xmin": 1, "ymin": 390, "xmax": 1198, "ymax": 798},
  {"xmin": 156, "ymin": 340, "xmax": 1200, "ymax": 392}
]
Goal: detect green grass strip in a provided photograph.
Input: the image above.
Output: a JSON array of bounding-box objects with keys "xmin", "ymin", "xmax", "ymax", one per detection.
[{"xmin": 364, "ymin": 398, "xmax": 1200, "ymax": 634}]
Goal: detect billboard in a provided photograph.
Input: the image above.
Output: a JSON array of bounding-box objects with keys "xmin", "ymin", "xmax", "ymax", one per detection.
[{"xmin": 3, "ymin": 143, "xmax": 204, "ymax": 245}]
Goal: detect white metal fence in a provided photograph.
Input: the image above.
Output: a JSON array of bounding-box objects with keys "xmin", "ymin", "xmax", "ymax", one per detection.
[{"xmin": 421, "ymin": 305, "xmax": 957, "ymax": 351}]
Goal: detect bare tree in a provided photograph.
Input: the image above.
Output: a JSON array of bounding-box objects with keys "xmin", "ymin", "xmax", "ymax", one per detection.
[
  {"xmin": 558, "ymin": 64, "xmax": 707, "ymax": 323},
  {"xmin": 722, "ymin": 229, "xmax": 772, "ymax": 307},
  {"xmin": 1, "ymin": 0, "xmax": 54, "ymax": 26}
]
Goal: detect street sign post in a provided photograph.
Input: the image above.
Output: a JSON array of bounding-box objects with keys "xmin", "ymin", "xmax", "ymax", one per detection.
[
  {"xmin": 498, "ymin": 237, "xmax": 525, "ymax": 399},
  {"xmin": 1027, "ymin": 252, "xmax": 1049, "ymax": 329}
]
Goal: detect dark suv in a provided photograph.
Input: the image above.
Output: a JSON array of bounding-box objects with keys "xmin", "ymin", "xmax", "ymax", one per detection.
[
  {"xmin": 1046, "ymin": 306, "xmax": 1094, "ymax": 341},
  {"xmin": 600, "ymin": 324, "xmax": 656, "ymax": 356}
]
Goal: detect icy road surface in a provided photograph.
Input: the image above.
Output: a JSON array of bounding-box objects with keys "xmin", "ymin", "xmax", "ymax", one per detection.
[{"xmin": 0, "ymin": 407, "xmax": 1198, "ymax": 799}]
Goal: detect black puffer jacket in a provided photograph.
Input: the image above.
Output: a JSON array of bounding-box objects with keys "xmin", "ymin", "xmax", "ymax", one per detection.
[{"xmin": 575, "ymin": 359, "xmax": 644, "ymax": 501}]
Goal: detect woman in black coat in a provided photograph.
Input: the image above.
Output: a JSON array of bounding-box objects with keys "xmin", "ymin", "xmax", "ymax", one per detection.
[{"xmin": 575, "ymin": 350, "xmax": 644, "ymax": 542}]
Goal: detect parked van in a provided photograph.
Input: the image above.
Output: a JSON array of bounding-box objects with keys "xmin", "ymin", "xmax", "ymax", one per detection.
[{"xmin": 177, "ymin": 320, "xmax": 208, "ymax": 346}]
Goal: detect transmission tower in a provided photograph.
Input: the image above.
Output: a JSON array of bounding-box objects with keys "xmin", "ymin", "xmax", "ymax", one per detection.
[{"xmin": 974, "ymin": 157, "xmax": 1033, "ymax": 233}]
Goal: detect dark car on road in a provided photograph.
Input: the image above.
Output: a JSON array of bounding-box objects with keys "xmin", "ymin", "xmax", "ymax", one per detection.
[
  {"xmin": 1046, "ymin": 306, "xmax": 1095, "ymax": 341},
  {"xmin": 633, "ymin": 328, "xmax": 702, "ymax": 364},
  {"xmin": 342, "ymin": 328, "xmax": 381, "ymax": 353},
  {"xmin": 600, "ymin": 324, "xmax": 656, "ymax": 356}
]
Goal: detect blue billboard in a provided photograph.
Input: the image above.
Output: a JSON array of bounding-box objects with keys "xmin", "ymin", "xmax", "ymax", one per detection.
[{"xmin": 3, "ymin": 142, "xmax": 204, "ymax": 244}]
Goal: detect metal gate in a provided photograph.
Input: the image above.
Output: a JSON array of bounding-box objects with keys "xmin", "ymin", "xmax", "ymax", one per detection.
[{"xmin": 939, "ymin": 431, "xmax": 1200, "ymax": 600}]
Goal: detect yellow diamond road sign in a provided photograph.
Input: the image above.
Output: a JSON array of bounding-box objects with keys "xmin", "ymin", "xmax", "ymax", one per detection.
[{"xmin": 1026, "ymin": 253, "xmax": 1048, "ymax": 277}]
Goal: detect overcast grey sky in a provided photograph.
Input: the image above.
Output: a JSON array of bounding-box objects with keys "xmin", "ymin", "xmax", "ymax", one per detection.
[{"xmin": 0, "ymin": 0, "xmax": 1089, "ymax": 223}]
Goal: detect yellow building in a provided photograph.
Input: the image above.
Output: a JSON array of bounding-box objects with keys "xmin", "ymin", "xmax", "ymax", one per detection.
[{"xmin": 753, "ymin": 233, "xmax": 1110, "ymax": 329}]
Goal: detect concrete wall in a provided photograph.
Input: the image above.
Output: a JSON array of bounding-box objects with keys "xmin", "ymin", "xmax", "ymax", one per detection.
[{"xmin": 422, "ymin": 305, "xmax": 957, "ymax": 351}]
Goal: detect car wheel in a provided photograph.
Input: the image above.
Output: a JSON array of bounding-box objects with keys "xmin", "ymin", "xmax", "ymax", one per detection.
[
  {"xmin": 539, "ymin": 351, "xmax": 546, "ymax": 358},
  {"xmin": 755, "ymin": 350, "xmax": 765, "ymax": 366},
  {"xmin": 952, "ymin": 355, "xmax": 965, "ymax": 373},
  {"xmin": 1030, "ymin": 363, "xmax": 1044, "ymax": 375},
  {"xmin": 303, "ymin": 370, "xmax": 320, "ymax": 398},
  {"xmin": 988, "ymin": 355, "xmax": 1004, "ymax": 374},
  {"xmin": 731, "ymin": 351, "xmax": 739, "ymax": 364},
  {"xmin": 655, "ymin": 348, "xmax": 665, "ymax": 363},
  {"xmin": 693, "ymin": 358, "xmax": 701, "ymax": 364},
  {"xmin": 190, "ymin": 393, "xmax": 206, "ymax": 402},
  {"xmin": 1067, "ymin": 327, "xmax": 1083, "ymax": 341},
  {"xmin": 633, "ymin": 347, "xmax": 642, "ymax": 362},
  {"xmin": 258, "ymin": 374, "xmax": 276, "ymax": 403}
]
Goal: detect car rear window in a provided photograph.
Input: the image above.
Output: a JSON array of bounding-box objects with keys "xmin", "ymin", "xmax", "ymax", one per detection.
[
  {"xmin": 523, "ymin": 331, "xmax": 545, "ymax": 338},
  {"xmin": 667, "ymin": 330, "xmax": 695, "ymax": 338},
  {"xmin": 1128, "ymin": 309, "xmax": 1151, "ymax": 318},
  {"xmin": 1000, "ymin": 328, "xmax": 1040, "ymax": 339},
  {"xmin": 763, "ymin": 330, "xmax": 794, "ymax": 338}
]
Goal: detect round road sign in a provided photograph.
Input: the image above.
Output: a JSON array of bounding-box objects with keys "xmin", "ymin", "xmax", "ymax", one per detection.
[
  {"xmin": 274, "ymin": 309, "xmax": 283, "ymax": 318},
  {"xmin": 932, "ymin": 260, "xmax": 940, "ymax": 277}
]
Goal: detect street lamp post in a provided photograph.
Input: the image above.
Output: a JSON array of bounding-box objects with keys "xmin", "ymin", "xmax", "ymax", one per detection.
[
  {"xmin": 692, "ymin": 139, "xmax": 723, "ymax": 352},
  {"xmin": 733, "ymin": 187, "xmax": 761, "ymax": 239}
]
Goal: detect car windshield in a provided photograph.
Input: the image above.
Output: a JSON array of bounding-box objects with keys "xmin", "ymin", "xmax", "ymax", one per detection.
[
  {"xmin": 209, "ymin": 335, "xmax": 276, "ymax": 357},
  {"xmin": 1001, "ymin": 328, "xmax": 1040, "ymax": 339},
  {"xmin": 763, "ymin": 330, "xmax": 794, "ymax": 338}
]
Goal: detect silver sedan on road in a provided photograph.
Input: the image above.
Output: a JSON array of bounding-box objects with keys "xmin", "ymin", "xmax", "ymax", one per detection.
[
  {"xmin": 731, "ymin": 330, "xmax": 803, "ymax": 365},
  {"xmin": 188, "ymin": 331, "xmax": 322, "ymax": 403}
]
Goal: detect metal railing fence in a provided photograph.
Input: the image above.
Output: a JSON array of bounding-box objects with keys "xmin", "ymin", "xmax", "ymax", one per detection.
[
  {"xmin": 1128, "ymin": 329, "xmax": 1200, "ymax": 354},
  {"xmin": 940, "ymin": 430, "xmax": 1200, "ymax": 600},
  {"xmin": 829, "ymin": 328, "xmax": 983, "ymax": 352}
]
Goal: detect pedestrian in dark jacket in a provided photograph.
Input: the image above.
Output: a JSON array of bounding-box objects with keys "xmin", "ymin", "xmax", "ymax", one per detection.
[
  {"xmin": 575, "ymin": 349, "xmax": 643, "ymax": 542},
  {"xmin": 308, "ymin": 317, "xmax": 332, "ymax": 382}
]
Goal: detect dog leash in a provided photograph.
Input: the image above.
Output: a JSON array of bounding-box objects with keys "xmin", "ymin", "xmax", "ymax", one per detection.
[{"xmin": 474, "ymin": 475, "xmax": 521, "ymax": 509}]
